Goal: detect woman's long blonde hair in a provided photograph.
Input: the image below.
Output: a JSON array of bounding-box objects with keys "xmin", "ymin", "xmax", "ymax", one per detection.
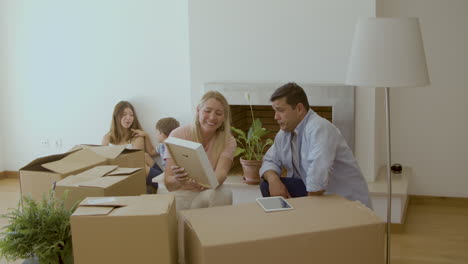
[
  {"xmin": 192, "ymin": 91, "xmax": 232, "ymax": 163},
  {"xmin": 109, "ymin": 101, "xmax": 143, "ymax": 145}
]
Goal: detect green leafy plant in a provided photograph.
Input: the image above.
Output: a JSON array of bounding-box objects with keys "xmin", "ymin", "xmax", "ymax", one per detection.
[
  {"xmin": 232, "ymin": 92, "xmax": 274, "ymax": 161},
  {"xmin": 0, "ymin": 191, "xmax": 76, "ymax": 264}
]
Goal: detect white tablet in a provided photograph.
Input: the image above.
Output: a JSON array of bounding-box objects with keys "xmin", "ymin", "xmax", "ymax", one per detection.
[
  {"xmin": 164, "ymin": 137, "xmax": 219, "ymax": 189},
  {"xmin": 256, "ymin": 196, "xmax": 294, "ymax": 212}
]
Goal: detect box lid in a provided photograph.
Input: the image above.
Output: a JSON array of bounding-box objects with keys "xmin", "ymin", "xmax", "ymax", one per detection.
[
  {"xmin": 73, "ymin": 165, "xmax": 118, "ymax": 179},
  {"xmin": 181, "ymin": 195, "xmax": 383, "ymax": 246},
  {"xmin": 41, "ymin": 149, "xmax": 107, "ymax": 174},
  {"xmin": 77, "ymin": 176, "xmax": 129, "ymax": 188},
  {"xmin": 20, "ymin": 150, "xmax": 80, "ymax": 171},
  {"xmin": 55, "ymin": 166, "xmax": 141, "ymax": 189},
  {"xmin": 73, "ymin": 195, "xmax": 175, "ymax": 217},
  {"xmin": 106, "ymin": 167, "xmax": 142, "ymax": 175},
  {"xmin": 71, "ymin": 144, "xmax": 140, "ymax": 159}
]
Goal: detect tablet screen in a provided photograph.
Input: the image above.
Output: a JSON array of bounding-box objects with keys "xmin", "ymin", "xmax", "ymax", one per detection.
[{"xmin": 256, "ymin": 196, "xmax": 294, "ymax": 212}]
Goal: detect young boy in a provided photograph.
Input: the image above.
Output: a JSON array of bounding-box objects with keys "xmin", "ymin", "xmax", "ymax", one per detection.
[
  {"xmin": 155, "ymin": 117, "xmax": 180, "ymax": 168},
  {"xmin": 146, "ymin": 117, "xmax": 180, "ymax": 193}
]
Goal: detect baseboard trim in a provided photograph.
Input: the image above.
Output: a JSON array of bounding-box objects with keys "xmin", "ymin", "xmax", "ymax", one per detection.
[
  {"xmin": 0, "ymin": 171, "xmax": 19, "ymax": 179},
  {"xmin": 410, "ymin": 195, "xmax": 468, "ymax": 208}
]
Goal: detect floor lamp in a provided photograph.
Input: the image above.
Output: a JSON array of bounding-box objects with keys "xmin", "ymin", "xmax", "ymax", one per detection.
[{"xmin": 345, "ymin": 18, "xmax": 430, "ymax": 264}]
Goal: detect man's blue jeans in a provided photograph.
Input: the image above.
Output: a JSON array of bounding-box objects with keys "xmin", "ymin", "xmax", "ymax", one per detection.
[{"xmin": 260, "ymin": 177, "xmax": 308, "ymax": 197}]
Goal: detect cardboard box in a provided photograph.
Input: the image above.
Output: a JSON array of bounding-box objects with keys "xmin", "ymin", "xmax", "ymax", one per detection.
[
  {"xmin": 72, "ymin": 144, "xmax": 145, "ymax": 168},
  {"xmin": 54, "ymin": 165, "xmax": 146, "ymax": 210},
  {"xmin": 19, "ymin": 149, "xmax": 107, "ymax": 201},
  {"xmin": 71, "ymin": 194, "xmax": 178, "ymax": 264},
  {"xmin": 179, "ymin": 195, "xmax": 385, "ymax": 264}
]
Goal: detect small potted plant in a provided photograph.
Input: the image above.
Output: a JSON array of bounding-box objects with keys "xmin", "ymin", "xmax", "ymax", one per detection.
[
  {"xmin": 0, "ymin": 191, "xmax": 75, "ymax": 264},
  {"xmin": 232, "ymin": 93, "xmax": 273, "ymax": 184}
]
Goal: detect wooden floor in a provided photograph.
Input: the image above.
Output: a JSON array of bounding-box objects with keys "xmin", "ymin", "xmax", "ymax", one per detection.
[
  {"xmin": 0, "ymin": 178, "xmax": 22, "ymax": 264},
  {"xmin": 391, "ymin": 198, "xmax": 468, "ymax": 264},
  {"xmin": 0, "ymin": 178, "xmax": 467, "ymax": 264}
]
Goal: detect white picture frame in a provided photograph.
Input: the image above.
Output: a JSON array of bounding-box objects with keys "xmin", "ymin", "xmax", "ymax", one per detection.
[{"xmin": 164, "ymin": 137, "xmax": 219, "ymax": 189}]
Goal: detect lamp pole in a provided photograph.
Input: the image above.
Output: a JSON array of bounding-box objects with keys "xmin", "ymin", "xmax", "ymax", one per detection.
[{"xmin": 385, "ymin": 87, "xmax": 392, "ymax": 264}]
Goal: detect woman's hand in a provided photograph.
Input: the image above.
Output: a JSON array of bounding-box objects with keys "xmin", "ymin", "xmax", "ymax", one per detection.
[
  {"xmin": 171, "ymin": 165, "xmax": 206, "ymax": 192},
  {"xmin": 131, "ymin": 129, "xmax": 147, "ymax": 138},
  {"xmin": 172, "ymin": 165, "xmax": 188, "ymax": 183}
]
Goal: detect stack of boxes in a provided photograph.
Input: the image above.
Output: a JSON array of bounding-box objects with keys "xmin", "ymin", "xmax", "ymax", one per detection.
[
  {"xmin": 19, "ymin": 145, "xmax": 146, "ymax": 201},
  {"xmin": 19, "ymin": 145, "xmax": 180, "ymax": 264},
  {"xmin": 18, "ymin": 147, "xmax": 385, "ymax": 264}
]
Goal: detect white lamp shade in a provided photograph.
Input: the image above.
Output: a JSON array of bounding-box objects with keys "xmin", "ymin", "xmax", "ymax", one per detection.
[{"xmin": 345, "ymin": 18, "xmax": 430, "ymax": 88}]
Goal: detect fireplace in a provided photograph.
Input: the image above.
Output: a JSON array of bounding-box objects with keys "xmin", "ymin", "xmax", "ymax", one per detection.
[
  {"xmin": 205, "ymin": 82, "xmax": 355, "ymax": 151},
  {"xmin": 231, "ymin": 105, "xmax": 332, "ymax": 143}
]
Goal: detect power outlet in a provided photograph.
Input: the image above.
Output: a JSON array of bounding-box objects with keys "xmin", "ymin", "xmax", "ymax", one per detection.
[
  {"xmin": 54, "ymin": 138, "xmax": 63, "ymax": 148},
  {"xmin": 40, "ymin": 139, "xmax": 50, "ymax": 148}
]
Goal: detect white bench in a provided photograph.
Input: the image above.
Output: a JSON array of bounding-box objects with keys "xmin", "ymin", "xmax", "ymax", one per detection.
[{"xmin": 153, "ymin": 173, "xmax": 262, "ymax": 205}]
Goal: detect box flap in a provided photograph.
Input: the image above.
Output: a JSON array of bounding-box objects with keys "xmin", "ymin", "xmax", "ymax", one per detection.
[
  {"xmin": 55, "ymin": 166, "xmax": 118, "ymax": 187},
  {"xmin": 181, "ymin": 195, "xmax": 383, "ymax": 247},
  {"xmin": 78, "ymin": 176, "xmax": 129, "ymax": 188},
  {"xmin": 73, "ymin": 206, "xmax": 116, "ymax": 216},
  {"xmin": 55, "ymin": 175, "xmax": 87, "ymax": 186},
  {"xmin": 110, "ymin": 195, "xmax": 174, "ymax": 216},
  {"xmin": 120, "ymin": 148, "xmax": 142, "ymax": 154},
  {"xmin": 41, "ymin": 149, "xmax": 107, "ymax": 174},
  {"xmin": 88, "ymin": 145, "xmax": 127, "ymax": 159},
  {"xmin": 75, "ymin": 165, "xmax": 118, "ymax": 178},
  {"xmin": 71, "ymin": 144, "xmax": 138, "ymax": 159},
  {"xmin": 77, "ymin": 195, "xmax": 174, "ymax": 216},
  {"xmin": 79, "ymin": 197, "xmax": 128, "ymax": 207},
  {"xmin": 106, "ymin": 167, "xmax": 142, "ymax": 176},
  {"xmin": 20, "ymin": 149, "xmax": 80, "ymax": 171}
]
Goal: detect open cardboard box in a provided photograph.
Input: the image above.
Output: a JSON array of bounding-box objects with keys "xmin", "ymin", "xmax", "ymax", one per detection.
[
  {"xmin": 71, "ymin": 194, "xmax": 178, "ymax": 264},
  {"xmin": 19, "ymin": 149, "xmax": 107, "ymax": 201},
  {"xmin": 54, "ymin": 165, "xmax": 146, "ymax": 210},
  {"xmin": 179, "ymin": 195, "xmax": 385, "ymax": 264},
  {"xmin": 71, "ymin": 144, "xmax": 145, "ymax": 168}
]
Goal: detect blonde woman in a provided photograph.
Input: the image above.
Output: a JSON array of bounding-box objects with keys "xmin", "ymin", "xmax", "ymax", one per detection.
[{"xmin": 164, "ymin": 91, "xmax": 236, "ymax": 209}]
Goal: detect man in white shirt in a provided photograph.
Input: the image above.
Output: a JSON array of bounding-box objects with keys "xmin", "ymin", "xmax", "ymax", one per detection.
[{"xmin": 260, "ymin": 83, "xmax": 371, "ymax": 208}]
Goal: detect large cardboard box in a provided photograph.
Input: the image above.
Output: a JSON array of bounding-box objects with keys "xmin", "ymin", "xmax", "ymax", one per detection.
[
  {"xmin": 72, "ymin": 144, "xmax": 145, "ymax": 168},
  {"xmin": 179, "ymin": 195, "xmax": 385, "ymax": 264},
  {"xmin": 71, "ymin": 194, "xmax": 178, "ymax": 264},
  {"xmin": 19, "ymin": 149, "xmax": 107, "ymax": 201},
  {"xmin": 54, "ymin": 165, "xmax": 146, "ymax": 210}
]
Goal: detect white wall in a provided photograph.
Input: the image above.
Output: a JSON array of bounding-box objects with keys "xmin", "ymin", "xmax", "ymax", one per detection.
[
  {"xmin": 189, "ymin": 0, "xmax": 377, "ymax": 180},
  {"xmin": 0, "ymin": 0, "xmax": 6, "ymax": 172},
  {"xmin": 2, "ymin": 0, "xmax": 192, "ymax": 170},
  {"xmin": 381, "ymin": 0, "xmax": 468, "ymax": 197},
  {"xmin": 355, "ymin": 87, "xmax": 377, "ymax": 182},
  {"xmin": 189, "ymin": 0, "xmax": 375, "ymax": 104}
]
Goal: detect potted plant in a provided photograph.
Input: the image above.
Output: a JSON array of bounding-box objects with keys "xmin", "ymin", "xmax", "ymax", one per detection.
[
  {"xmin": 232, "ymin": 93, "xmax": 273, "ymax": 184},
  {"xmin": 0, "ymin": 191, "xmax": 75, "ymax": 264}
]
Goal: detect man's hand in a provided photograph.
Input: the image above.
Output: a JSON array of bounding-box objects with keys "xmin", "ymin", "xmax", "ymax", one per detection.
[
  {"xmin": 264, "ymin": 171, "xmax": 291, "ymax": 199},
  {"xmin": 269, "ymin": 179, "xmax": 291, "ymax": 199}
]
